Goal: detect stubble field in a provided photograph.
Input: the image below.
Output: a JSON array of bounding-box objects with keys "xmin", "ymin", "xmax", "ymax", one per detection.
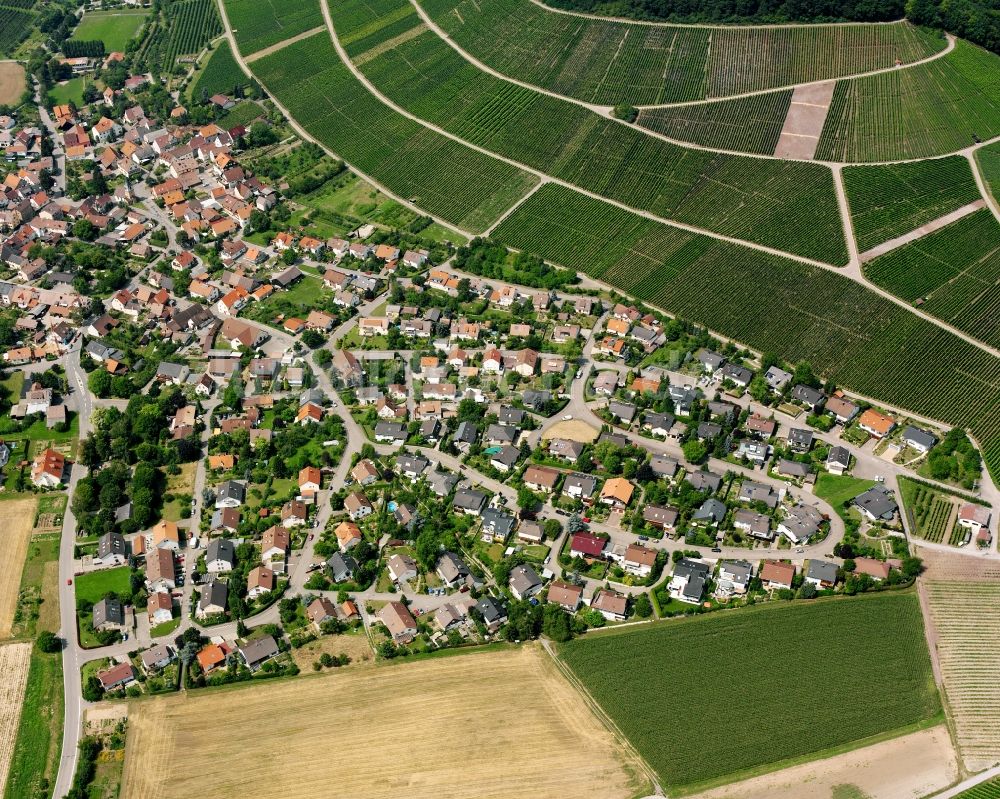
[
  {"xmin": 0, "ymin": 642, "xmax": 33, "ymax": 791},
  {"xmin": 0, "ymin": 61, "xmax": 25, "ymax": 105},
  {"xmin": 121, "ymin": 644, "xmax": 650, "ymax": 799},
  {"xmin": 0, "ymin": 498, "xmax": 38, "ymax": 638}
]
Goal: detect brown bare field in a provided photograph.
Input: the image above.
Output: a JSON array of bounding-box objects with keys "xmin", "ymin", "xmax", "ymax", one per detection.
[
  {"xmin": 37, "ymin": 560, "xmax": 60, "ymax": 633},
  {"xmin": 122, "ymin": 644, "xmax": 649, "ymax": 799},
  {"xmin": 0, "ymin": 642, "xmax": 32, "ymax": 791},
  {"xmin": 691, "ymin": 725, "xmax": 957, "ymax": 799},
  {"xmin": 543, "ymin": 419, "xmax": 599, "ymax": 443},
  {"xmin": 290, "ymin": 630, "xmax": 374, "ymax": 671},
  {"xmin": 0, "ymin": 62, "xmax": 25, "ymax": 106},
  {"xmin": 0, "ymin": 499, "xmax": 37, "ymax": 638}
]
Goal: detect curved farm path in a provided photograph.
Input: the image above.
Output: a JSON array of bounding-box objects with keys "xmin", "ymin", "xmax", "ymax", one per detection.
[
  {"xmin": 634, "ymin": 34, "xmax": 955, "ymax": 109},
  {"xmin": 969, "ymin": 150, "xmax": 1000, "ymax": 224},
  {"xmin": 214, "ymin": 0, "xmax": 479, "ymax": 242}
]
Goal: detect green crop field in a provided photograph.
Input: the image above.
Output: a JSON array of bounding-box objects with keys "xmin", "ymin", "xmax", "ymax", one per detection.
[
  {"xmin": 863, "ymin": 209, "xmax": 1000, "ymax": 348},
  {"xmin": 224, "ymin": 0, "xmax": 323, "ymax": 55},
  {"xmin": 251, "ymin": 32, "xmax": 537, "ymax": 233},
  {"xmin": 492, "ymin": 184, "xmax": 1000, "ymax": 479},
  {"xmin": 71, "ymin": 10, "xmax": 149, "ymax": 52},
  {"xmin": 192, "ymin": 39, "xmax": 249, "ymax": 99},
  {"xmin": 419, "ymin": 0, "xmax": 944, "ymax": 105},
  {"xmin": 636, "ymin": 91, "xmax": 791, "ymax": 154},
  {"xmin": 338, "ymin": 1, "xmax": 847, "ymax": 264},
  {"xmin": 560, "ymin": 593, "xmax": 939, "ymax": 792},
  {"xmin": 844, "ymin": 157, "xmax": 982, "ymax": 252},
  {"xmin": 817, "ymin": 40, "xmax": 1000, "ymax": 162}
]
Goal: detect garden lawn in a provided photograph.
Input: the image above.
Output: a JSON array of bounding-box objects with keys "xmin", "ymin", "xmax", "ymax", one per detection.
[
  {"xmin": 559, "ymin": 593, "xmax": 939, "ymax": 793},
  {"xmin": 71, "ymin": 10, "xmax": 148, "ymax": 51},
  {"xmin": 814, "ymin": 473, "xmax": 876, "ymax": 519},
  {"xmin": 74, "ymin": 566, "xmax": 131, "ymax": 604},
  {"xmin": 48, "ymin": 77, "xmax": 91, "ymax": 107}
]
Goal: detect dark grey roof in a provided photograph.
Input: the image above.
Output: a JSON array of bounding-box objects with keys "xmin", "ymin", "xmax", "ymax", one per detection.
[
  {"xmin": 217, "ymin": 480, "xmax": 246, "ymax": 503},
  {"xmin": 481, "ymin": 507, "xmax": 516, "ymax": 537},
  {"xmin": 788, "ymin": 428, "xmax": 814, "ymax": 449},
  {"xmin": 650, "ymin": 454, "xmax": 679, "ymax": 477},
  {"xmin": 453, "ymin": 488, "xmax": 487, "ymax": 511},
  {"xmin": 97, "ymin": 532, "xmax": 126, "ymax": 560},
  {"xmin": 485, "ymin": 423, "xmax": 517, "ymax": 444},
  {"xmin": 693, "ymin": 498, "xmax": 727, "ymax": 522},
  {"xmin": 806, "ymin": 559, "xmax": 839, "ymax": 584},
  {"xmin": 608, "ymin": 401, "xmax": 636, "ymax": 422},
  {"xmin": 643, "ymin": 412, "xmax": 674, "ymax": 431},
  {"xmin": 240, "ymin": 634, "xmax": 279, "ymax": 666},
  {"xmin": 563, "ymin": 472, "xmax": 597, "ymax": 495},
  {"xmin": 395, "ymin": 454, "xmax": 429, "ymax": 475},
  {"xmin": 374, "ymin": 420, "xmax": 407, "ymax": 440},
  {"xmin": 497, "ymin": 408, "xmax": 525, "ymax": 427},
  {"xmin": 792, "ymin": 384, "xmax": 825, "ymax": 407},
  {"xmin": 902, "ymin": 426, "xmax": 937, "ymax": 450},
  {"xmin": 854, "ymin": 485, "xmax": 898, "ymax": 519},
  {"xmin": 490, "ymin": 445, "xmax": 521, "ymax": 467},
  {"xmin": 476, "ymin": 596, "xmax": 507, "ymax": 624},
  {"xmin": 674, "ymin": 558, "xmax": 710, "ymax": 580},
  {"xmin": 697, "ymin": 422, "xmax": 722, "ymax": 440},
  {"xmin": 93, "ymin": 596, "xmax": 124, "ymax": 628},
  {"xmin": 509, "ymin": 564, "xmax": 542, "ymax": 595},
  {"xmin": 327, "ymin": 552, "xmax": 359, "ymax": 582},
  {"xmin": 199, "ymin": 580, "xmax": 228, "ymax": 611},
  {"xmin": 777, "ymin": 459, "xmax": 810, "ymax": 478},
  {"xmin": 697, "ymin": 349, "xmax": 725, "ymax": 370},
  {"xmin": 686, "ymin": 470, "xmax": 722, "ymax": 493},
  {"xmin": 521, "ymin": 389, "xmax": 551, "ymax": 409},
  {"xmin": 454, "ymin": 421, "xmax": 479, "ymax": 444},
  {"xmin": 206, "ymin": 538, "xmax": 235, "ymax": 565},
  {"xmin": 827, "ymin": 446, "xmax": 851, "ymax": 467}
]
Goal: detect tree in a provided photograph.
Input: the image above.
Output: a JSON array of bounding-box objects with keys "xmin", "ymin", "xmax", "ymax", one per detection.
[
  {"xmin": 281, "ymin": 248, "xmax": 297, "ymax": 265},
  {"xmin": 88, "ymin": 369, "xmax": 112, "ymax": 398},
  {"xmin": 36, "ymin": 630, "xmax": 61, "ymax": 653},
  {"xmin": 541, "ymin": 605, "xmax": 572, "ymax": 642},
  {"xmin": 301, "ymin": 329, "xmax": 325, "ymax": 349},
  {"xmin": 633, "ymin": 593, "xmax": 652, "ymax": 618},
  {"xmin": 682, "ymin": 439, "xmax": 708, "ymax": 464},
  {"xmin": 82, "ymin": 676, "xmax": 104, "ymax": 702}
]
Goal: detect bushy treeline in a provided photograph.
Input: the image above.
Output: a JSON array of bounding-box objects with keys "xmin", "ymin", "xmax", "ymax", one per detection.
[
  {"xmin": 543, "ymin": 0, "xmax": 904, "ymax": 23},
  {"xmin": 908, "ymin": 0, "xmax": 1000, "ymax": 55}
]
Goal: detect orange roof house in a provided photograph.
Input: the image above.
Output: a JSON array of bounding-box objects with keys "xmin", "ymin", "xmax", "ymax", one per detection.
[
  {"xmin": 600, "ymin": 477, "xmax": 634, "ymax": 507},
  {"xmin": 857, "ymin": 408, "xmax": 896, "ymax": 438}
]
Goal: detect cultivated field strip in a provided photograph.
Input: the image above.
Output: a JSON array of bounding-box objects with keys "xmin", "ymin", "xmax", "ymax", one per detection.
[
  {"xmin": 122, "ymin": 646, "xmax": 649, "ymax": 799},
  {"xmin": 138, "ymin": 0, "xmax": 222, "ymax": 73},
  {"xmin": 924, "ymin": 581, "xmax": 1000, "ymax": 771},
  {"xmin": 863, "ymin": 210, "xmax": 1000, "ymax": 349},
  {"xmin": 250, "ymin": 32, "xmax": 538, "ymax": 233},
  {"xmin": 637, "ymin": 91, "xmax": 791, "ymax": 154},
  {"xmin": 0, "ymin": 642, "xmax": 32, "ymax": 792},
  {"xmin": 844, "ymin": 156, "xmax": 983, "ymax": 251},
  {"xmin": 491, "ymin": 183, "xmax": 1000, "ymax": 478},
  {"xmin": 559, "ymin": 594, "xmax": 938, "ymax": 791},
  {"xmin": 817, "ymin": 40, "xmax": 1000, "ymax": 162},
  {"xmin": 335, "ymin": 0, "xmax": 848, "ymax": 264},
  {"xmin": 419, "ymin": 0, "xmax": 945, "ymax": 105},
  {"xmin": 0, "ymin": 499, "xmax": 36, "ymax": 638},
  {"xmin": 223, "ymin": 0, "xmax": 323, "ymax": 55}
]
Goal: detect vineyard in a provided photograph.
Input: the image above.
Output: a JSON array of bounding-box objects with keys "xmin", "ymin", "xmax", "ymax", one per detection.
[
  {"xmin": 924, "ymin": 580, "xmax": 1000, "ymax": 770},
  {"xmin": 251, "ymin": 32, "xmax": 537, "ymax": 233},
  {"xmin": 977, "ymin": 141, "xmax": 1000, "ymax": 203},
  {"xmin": 844, "ymin": 157, "xmax": 982, "ymax": 252},
  {"xmin": 191, "ymin": 40, "xmax": 249, "ymax": 100},
  {"xmin": 956, "ymin": 778, "xmax": 1000, "ymax": 798},
  {"xmin": 816, "ymin": 40, "xmax": 1000, "ymax": 162},
  {"xmin": 224, "ymin": 0, "xmax": 323, "ymax": 56},
  {"xmin": 636, "ymin": 91, "xmax": 791, "ymax": 155},
  {"xmin": 419, "ymin": 0, "xmax": 944, "ymax": 105},
  {"xmin": 491, "ymin": 184, "xmax": 1000, "ymax": 480},
  {"xmin": 863, "ymin": 209, "xmax": 1000, "ymax": 348},
  {"xmin": 897, "ymin": 477, "xmax": 956, "ymax": 543},
  {"xmin": 0, "ymin": 6, "xmax": 35, "ymax": 56},
  {"xmin": 559, "ymin": 594, "xmax": 938, "ymax": 791},
  {"xmin": 138, "ymin": 0, "xmax": 222, "ymax": 75},
  {"xmin": 342, "ymin": 5, "xmax": 848, "ymax": 263}
]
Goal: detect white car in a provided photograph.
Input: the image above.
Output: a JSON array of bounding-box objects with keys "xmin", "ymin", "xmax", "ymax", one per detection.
[{"xmin": 563, "ymin": 414, "xmax": 573, "ymax": 420}]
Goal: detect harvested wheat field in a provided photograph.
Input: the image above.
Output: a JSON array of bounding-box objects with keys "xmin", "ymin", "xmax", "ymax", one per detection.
[
  {"xmin": 122, "ymin": 645, "xmax": 649, "ymax": 799},
  {"xmin": 0, "ymin": 642, "xmax": 32, "ymax": 790},
  {"xmin": 691, "ymin": 725, "xmax": 957, "ymax": 799},
  {"xmin": 0, "ymin": 62, "xmax": 25, "ymax": 106},
  {"xmin": 542, "ymin": 419, "xmax": 599, "ymax": 443},
  {"xmin": 0, "ymin": 498, "xmax": 37, "ymax": 638}
]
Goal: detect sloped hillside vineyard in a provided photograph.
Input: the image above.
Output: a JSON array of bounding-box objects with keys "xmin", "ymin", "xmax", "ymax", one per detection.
[{"xmin": 251, "ymin": 32, "xmax": 538, "ymax": 233}]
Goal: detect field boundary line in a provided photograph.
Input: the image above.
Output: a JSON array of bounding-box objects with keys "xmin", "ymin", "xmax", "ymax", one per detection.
[
  {"xmin": 858, "ymin": 199, "xmax": 987, "ymax": 262},
  {"xmin": 540, "ymin": 639, "xmax": 664, "ymax": 797},
  {"xmin": 245, "ymin": 25, "xmax": 327, "ymax": 63},
  {"xmin": 483, "ymin": 179, "xmax": 548, "ymax": 235},
  {"xmin": 321, "ymin": 0, "xmax": 853, "ymax": 271},
  {"xmin": 214, "ymin": 0, "xmax": 474, "ymax": 242},
  {"xmin": 969, "ymin": 151, "xmax": 1000, "ymax": 224}
]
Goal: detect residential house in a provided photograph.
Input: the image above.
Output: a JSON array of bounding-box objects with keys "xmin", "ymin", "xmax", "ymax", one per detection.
[
  {"xmin": 239, "ymin": 636, "xmax": 279, "ymax": 671},
  {"xmin": 387, "ymin": 553, "xmax": 418, "ymax": 583},
  {"xmin": 436, "ymin": 552, "xmax": 472, "ymax": 588},
  {"xmin": 205, "ymin": 539, "xmax": 235, "ymax": 573},
  {"xmin": 547, "ymin": 581, "xmax": 583, "ymax": 612},
  {"xmin": 197, "ymin": 581, "xmax": 228, "ymax": 618},
  {"xmin": 715, "ymin": 560, "xmax": 753, "ymax": 597},
  {"xmin": 858, "ymin": 409, "xmax": 896, "ymax": 438},
  {"xmin": 509, "ymin": 564, "xmax": 543, "ymax": 600},
  {"xmin": 826, "ymin": 446, "xmax": 851, "ymax": 475},
  {"xmin": 93, "ymin": 597, "xmax": 125, "ymax": 631},
  {"xmin": 345, "ymin": 491, "xmax": 374, "ymax": 520},
  {"xmin": 591, "ymin": 589, "xmax": 628, "ymax": 621},
  {"xmin": 805, "ymin": 559, "xmax": 839, "ymax": 588},
  {"xmin": 599, "ymin": 477, "xmax": 634, "ymax": 508},
  {"xmin": 379, "ymin": 601, "xmax": 418, "ymax": 643},
  {"xmin": 759, "ymin": 560, "xmax": 795, "ymax": 590},
  {"xmin": 669, "ymin": 559, "xmax": 709, "ymax": 604}
]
